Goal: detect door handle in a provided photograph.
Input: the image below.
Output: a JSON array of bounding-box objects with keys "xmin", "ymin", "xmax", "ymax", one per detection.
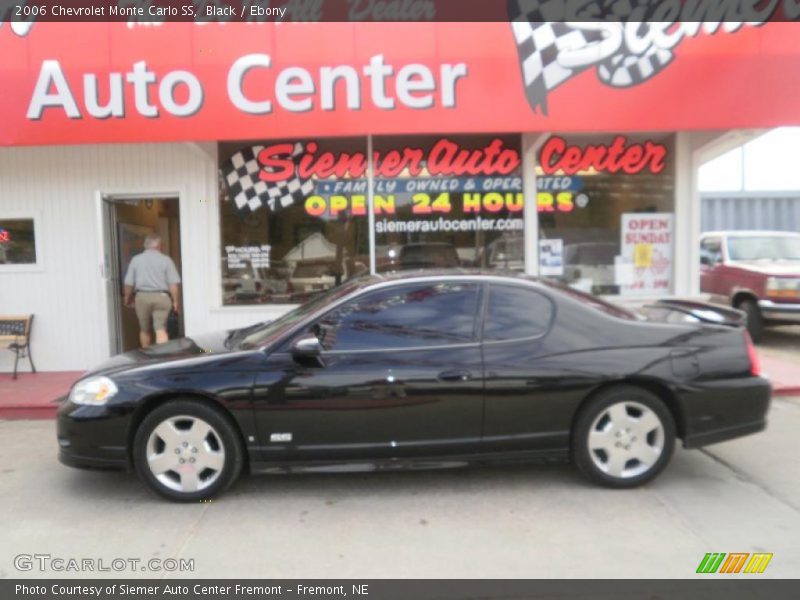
[{"xmin": 438, "ymin": 369, "xmax": 472, "ymax": 382}]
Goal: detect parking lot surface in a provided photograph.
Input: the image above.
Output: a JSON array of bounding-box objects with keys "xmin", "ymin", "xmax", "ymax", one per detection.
[
  {"xmin": 761, "ymin": 325, "xmax": 800, "ymax": 362},
  {"xmin": 1, "ymin": 396, "xmax": 799, "ymax": 580}
]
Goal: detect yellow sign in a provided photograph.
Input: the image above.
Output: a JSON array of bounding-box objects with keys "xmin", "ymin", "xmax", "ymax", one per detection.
[{"xmin": 634, "ymin": 243, "xmax": 653, "ymax": 268}]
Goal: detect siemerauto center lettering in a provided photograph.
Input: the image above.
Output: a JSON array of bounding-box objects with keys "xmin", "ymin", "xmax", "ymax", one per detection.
[{"xmin": 26, "ymin": 55, "xmax": 467, "ymax": 120}]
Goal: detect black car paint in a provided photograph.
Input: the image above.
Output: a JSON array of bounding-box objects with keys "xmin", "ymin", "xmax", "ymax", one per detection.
[{"xmin": 57, "ymin": 273, "xmax": 771, "ymax": 474}]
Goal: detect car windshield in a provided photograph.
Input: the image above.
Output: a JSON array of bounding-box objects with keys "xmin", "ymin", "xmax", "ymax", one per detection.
[
  {"xmin": 727, "ymin": 235, "xmax": 800, "ymax": 261},
  {"xmin": 233, "ymin": 277, "xmax": 373, "ymax": 350}
]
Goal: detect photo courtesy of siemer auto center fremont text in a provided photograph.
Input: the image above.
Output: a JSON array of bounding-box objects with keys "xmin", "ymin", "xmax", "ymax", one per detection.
[{"xmin": 2, "ymin": 0, "xmax": 800, "ymax": 596}]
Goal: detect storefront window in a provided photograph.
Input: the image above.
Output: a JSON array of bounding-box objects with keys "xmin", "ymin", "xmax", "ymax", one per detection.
[
  {"xmin": 536, "ymin": 134, "xmax": 675, "ymax": 297},
  {"xmin": 372, "ymin": 134, "xmax": 524, "ymax": 272},
  {"xmin": 218, "ymin": 134, "xmax": 523, "ymax": 306},
  {"xmin": 219, "ymin": 138, "xmax": 370, "ymax": 305},
  {"xmin": 0, "ymin": 218, "xmax": 37, "ymax": 265}
]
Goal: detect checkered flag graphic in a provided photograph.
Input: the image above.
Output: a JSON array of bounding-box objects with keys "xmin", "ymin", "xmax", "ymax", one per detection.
[
  {"xmin": 222, "ymin": 143, "xmax": 315, "ymax": 215},
  {"xmin": 508, "ymin": 0, "xmax": 675, "ymax": 114}
]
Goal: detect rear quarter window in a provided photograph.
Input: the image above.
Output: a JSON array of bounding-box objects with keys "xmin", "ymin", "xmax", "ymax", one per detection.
[{"xmin": 483, "ymin": 284, "xmax": 554, "ymax": 341}]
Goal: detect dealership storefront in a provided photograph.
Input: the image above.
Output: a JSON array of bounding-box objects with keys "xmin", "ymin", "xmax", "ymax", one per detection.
[{"xmin": 2, "ymin": 21, "xmax": 799, "ymax": 372}]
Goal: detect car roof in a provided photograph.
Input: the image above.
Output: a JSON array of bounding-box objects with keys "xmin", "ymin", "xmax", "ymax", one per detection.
[
  {"xmin": 359, "ymin": 269, "xmax": 539, "ymax": 287},
  {"xmin": 702, "ymin": 230, "xmax": 800, "ymax": 238}
]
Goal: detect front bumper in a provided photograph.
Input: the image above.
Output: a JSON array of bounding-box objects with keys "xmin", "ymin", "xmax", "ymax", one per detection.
[
  {"xmin": 56, "ymin": 399, "xmax": 133, "ymax": 471},
  {"xmin": 680, "ymin": 376, "xmax": 771, "ymax": 449},
  {"xmin": 758, "ymin": 299, "xmax": 800, "ymax": 323}
]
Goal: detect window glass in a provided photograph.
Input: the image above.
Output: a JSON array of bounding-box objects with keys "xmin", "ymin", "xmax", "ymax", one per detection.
[
  {"xmin": 371, "ymin": 134, "xmax": 524, "ymax": 273},
  {"xmin": 219, "ymin": 138, "xmax": 370, "ymax": 305},
  {"xmin": 484, "ymin": 284, "xmax": 553, "ymax": 341},
  {"xmin": 727, "ymin": 235, "xmax": 800, "ymax": 261},
  {"xmin": 0, "ymin": 219, "xmax": 36, "ymax": 265},
  {"xmin": 540, "ymin": 279, "xmax": 636, "ymax": 320},
  {"xmin": 537, "ymin": 134, "xmax": 676, "ymax": 297},
  {"xmin": 314, "ymin": 282, "xmax": 479, "ymax": 351},
  {"xmin": 236, "ymin": 278, "xmax": 375, "ymax": 350},
  {"xmin": 700, "ymin": 238, "xmax": 722, "ymax": 265}
]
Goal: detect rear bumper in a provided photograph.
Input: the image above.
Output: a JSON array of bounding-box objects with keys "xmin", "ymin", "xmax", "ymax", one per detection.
[
  {"xmin": 758, "ymin": 300, "xmax": 800, "ymax": 323},
  {"xmin": 682, "ymin": 419, "xmax": 766, "ymax": 448},
  {"xmin": 680, "ymin": 376, "xmax": 771, "ymax": 449}
]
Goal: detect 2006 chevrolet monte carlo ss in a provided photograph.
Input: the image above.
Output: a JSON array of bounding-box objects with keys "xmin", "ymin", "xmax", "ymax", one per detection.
[{"xmin": 57, "ymin": 271, "xmax": 771, "ymax": 502}]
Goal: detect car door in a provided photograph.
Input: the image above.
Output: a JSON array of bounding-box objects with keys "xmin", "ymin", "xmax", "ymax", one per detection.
[
  {"xmin": 252, "ymin": 280, "xmax": 485, "ymax": 462},
  {"xmin": 480, "ymin": 283, "xmax": 570, "ymax": 453}
]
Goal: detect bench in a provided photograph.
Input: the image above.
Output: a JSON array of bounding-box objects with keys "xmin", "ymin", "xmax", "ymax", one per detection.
[{"xmin": 0, "ymin": 315, "xmax": 35, "ymax": 379}]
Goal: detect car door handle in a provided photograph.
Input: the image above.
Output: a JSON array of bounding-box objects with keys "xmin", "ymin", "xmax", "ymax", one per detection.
[{"xmin": 438, "ymin": 369, "xmax": 472, "ymax": 382}]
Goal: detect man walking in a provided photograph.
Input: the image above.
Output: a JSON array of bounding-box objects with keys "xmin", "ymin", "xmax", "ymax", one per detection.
[{"xmin": 123, "ymin": 233, "xmax": 181, "ymax": 348}]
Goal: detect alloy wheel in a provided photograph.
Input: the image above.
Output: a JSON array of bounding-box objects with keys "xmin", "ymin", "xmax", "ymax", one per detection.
[
  {"xmin": 145, "ymin": 415, "xmax": 226, "ymax": 493},
  {"xmin": 586, "ymin": 400, "xmax": 665, "ymax": 479}
]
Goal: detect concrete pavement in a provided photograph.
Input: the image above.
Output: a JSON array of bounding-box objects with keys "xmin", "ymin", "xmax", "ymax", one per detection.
[{"xmin": 1, "ymin": 397, "xmax": 799, "ymax": 579}]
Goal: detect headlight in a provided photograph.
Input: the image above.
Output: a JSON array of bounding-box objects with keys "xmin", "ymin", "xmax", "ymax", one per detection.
[
  {"xmin": 69, "ymin": 376, "xmax": 118, "ymax": 406},
  {"xmin": 766, "ymin": 277, "xmax": 800, "ymax": 297}
]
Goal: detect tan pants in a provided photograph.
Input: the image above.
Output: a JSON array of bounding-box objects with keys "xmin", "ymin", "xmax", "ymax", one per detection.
[{"xmin": 134, "ymin": 292, "xmax": 171, "ymax": 332}]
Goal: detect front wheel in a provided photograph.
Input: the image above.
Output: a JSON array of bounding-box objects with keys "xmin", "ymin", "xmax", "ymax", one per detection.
[
  {"xmin": 133, "ymin": 399, "xmax": 244, "ymax": 502},
  {"xmin": 572, "ymin": 386, "xmax": 675, "ymax": 488},
  {"xmin": 739, "ymin": 299, "xmax": 764, "ymax": 343}
]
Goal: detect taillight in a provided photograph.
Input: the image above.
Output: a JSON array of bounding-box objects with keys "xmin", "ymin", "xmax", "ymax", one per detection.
[{"xmin": 744, "ymin": 330, "xmax": 760, "ymax": 377}]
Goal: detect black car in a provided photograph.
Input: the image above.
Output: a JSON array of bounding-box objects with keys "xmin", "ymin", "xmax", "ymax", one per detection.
[{"xmin": 58, "ymin": 272, "xmax": 770, "ymax": 502}]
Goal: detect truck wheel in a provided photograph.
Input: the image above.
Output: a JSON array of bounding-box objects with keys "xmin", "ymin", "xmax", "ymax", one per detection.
[{"xmin": 739, "ymin": 299, "xmax": 764, "ymax": 343}]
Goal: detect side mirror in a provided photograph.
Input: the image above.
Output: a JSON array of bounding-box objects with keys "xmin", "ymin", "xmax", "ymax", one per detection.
[
  {"xmin": 700, "ymin": 255, "xmax": 712, "ymax": 266},
  {"xmin": 291, "ymin": 333, "xmax": 323, "ymax": 360}
]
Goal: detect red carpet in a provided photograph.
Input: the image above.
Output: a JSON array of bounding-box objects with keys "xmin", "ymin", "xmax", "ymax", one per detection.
[{"xmin": 0, "ymin": 353, "xmax": 797, "ymax": 420}]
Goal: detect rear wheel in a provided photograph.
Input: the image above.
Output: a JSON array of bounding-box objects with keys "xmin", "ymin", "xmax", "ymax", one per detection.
[
  {"xmin": 133, "ymin": 399, "xmax": 244, "ymax": 502},
  {"xmin": 572, "ymin": 386, "xmax": 675, "ymax": 488},
  {"xmin": 738, "ymin": 298, "xmax": 764, "ymax": 343}
]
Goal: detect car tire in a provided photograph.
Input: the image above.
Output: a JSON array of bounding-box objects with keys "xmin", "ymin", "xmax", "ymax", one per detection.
[
  {"xmin": 739, "ymin": 299, "xmax": 764, "ymax": 343},
  {"xmin": 132, "ymin": 399, "xmax": 244, "ymax": 502},
  {"xmin": 572, "ymin": 386, "xmax": 675, "ymax": 488}
]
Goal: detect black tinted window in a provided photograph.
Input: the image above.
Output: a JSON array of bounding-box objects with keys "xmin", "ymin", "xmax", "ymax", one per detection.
[
  {"xmin": 484, "ymin": 285, "xmax": 553, "ymax": 341},
  {"xmin": 314, "ymin": 282, "xmax": 479, "ymax": 351}
]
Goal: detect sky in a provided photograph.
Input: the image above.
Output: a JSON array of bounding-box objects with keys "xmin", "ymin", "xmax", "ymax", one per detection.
[{"xmin": 699, "ymin": 127, "xmax": 800, "ymax": 192}]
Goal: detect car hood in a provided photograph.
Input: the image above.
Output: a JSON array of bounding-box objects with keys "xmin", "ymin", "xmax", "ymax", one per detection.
[
  {"xmin": 730, "ymin": 260, "xmax": 800, "ymax": 276},
  {"xmin": 83, "ymin": 330, "xmax": 236, "ymax": 377}
]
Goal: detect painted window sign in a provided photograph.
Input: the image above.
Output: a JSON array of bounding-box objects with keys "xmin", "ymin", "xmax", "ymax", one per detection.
[
  {"xmin": 539, "ymin": 136, "xmax": 668, "ymax": 176},
  {"xmin": 221, "ymin": 137, "xmax": 522, "ymax": 218},
  {"xmin": 257, "ymin": 138, "xmax": 520, "ymax": 181},
  {"xmin": 221, "ymin": 136, "xmax": 602, "ymax": 220}
]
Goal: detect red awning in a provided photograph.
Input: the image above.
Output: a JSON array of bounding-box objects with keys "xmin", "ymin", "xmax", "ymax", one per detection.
[{"xmin": 1, "ymin": 21, "xmax": 800, "ymax": 146}]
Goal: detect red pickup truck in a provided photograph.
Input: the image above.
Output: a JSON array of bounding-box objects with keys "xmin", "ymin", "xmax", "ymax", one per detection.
[{"xmin": 700, "ymin": 230, "xmax": 800, "ymax": 341}]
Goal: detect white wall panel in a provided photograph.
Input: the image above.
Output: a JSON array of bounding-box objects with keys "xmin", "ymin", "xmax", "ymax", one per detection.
[{"xmin": 0, "ymin": 143, "xmax": 292, "ymax": 373}]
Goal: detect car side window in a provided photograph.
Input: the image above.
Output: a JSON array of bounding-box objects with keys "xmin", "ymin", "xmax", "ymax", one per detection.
[
  {"xmin": 700, "ymin": 238, "xmax": 722, "ymax": 265},
  {"xmin": 483, "ymin": 284, "xmax": 553, "ymax": 341},
  {"xmin": 313, "ymin": 282, "xmax": 480, "ymax": 351}
]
